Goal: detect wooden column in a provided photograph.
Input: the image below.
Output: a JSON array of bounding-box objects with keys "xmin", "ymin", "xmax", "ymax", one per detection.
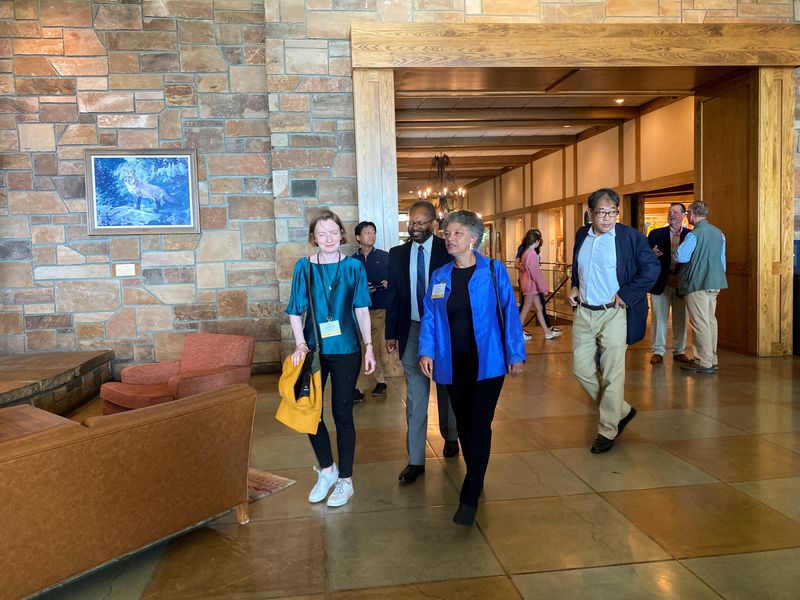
[
  {"xmin": 353, "ymin": 68, "xmax": 399, "ymax": 250},
  {"xmin": 756, "ymin": 67, "xmax": 794, "ymax": 355}
]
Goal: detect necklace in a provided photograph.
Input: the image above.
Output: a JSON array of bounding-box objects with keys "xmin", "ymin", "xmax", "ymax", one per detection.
[{"xmin": 316, "ymin": 251, "xmax": 341, "ymax": 320}]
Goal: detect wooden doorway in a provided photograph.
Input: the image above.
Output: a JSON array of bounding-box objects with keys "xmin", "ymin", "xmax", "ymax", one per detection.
[{"xmin": 351, "ymin": 24, "xmax": 799, "ymax": 356}]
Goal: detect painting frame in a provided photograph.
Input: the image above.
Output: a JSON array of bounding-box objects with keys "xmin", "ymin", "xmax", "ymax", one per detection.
[{"xmin": 85, "ymin": 149, "xmax": 200, "ymax": 236}]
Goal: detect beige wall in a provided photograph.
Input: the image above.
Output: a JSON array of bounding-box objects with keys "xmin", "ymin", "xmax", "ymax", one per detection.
[
  {"xmin": 467, "ymin": 179, "xmax": 495, "ymax": 219},
  {"xmin": 533, "ymin": 150, "xmax": 564, "ymax": 205},
  {"xmin": 640, "ymin": 97, "xmax": 694, "ymax": 181},
  {"xmin": 500, "ymin": 167, "xmax": 524, "ymax": 212},
  {"xmin": 577, "ymin": 127, "xmax": 620, "ymax": 195}
]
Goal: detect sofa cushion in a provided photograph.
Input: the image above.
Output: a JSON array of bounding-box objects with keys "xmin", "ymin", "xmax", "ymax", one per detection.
[
  {"xmin": 179, "ymin": 333, "xmax": 254, "ymax": 373},
  {"xmin": 99, "ymin": 382, "xmax": 172, "ymax": 410}
]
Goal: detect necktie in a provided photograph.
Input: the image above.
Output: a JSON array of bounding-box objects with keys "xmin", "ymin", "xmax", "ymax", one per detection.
[{"xmin": 416, "ymin": 244, "xmax": 426, "ymax": 319}]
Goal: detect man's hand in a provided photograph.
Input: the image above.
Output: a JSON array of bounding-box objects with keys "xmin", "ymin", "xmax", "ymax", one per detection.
[
  {"xmin": 613, "ymin": 294, "xmax": 628, "ymax": 309},
  {"xmin": 652, "ymin": 245, "xmax": 663, "ymax": 257},
  {"xmin": 567, "ymin": 286, "xmax": 579, "ymax": 307},
  {"xmin": 380, "ymin": 279, "xmax": 388, "ymax": 289},
  {"xmin": 386, "ymin": 339, "xmax": 398, "ymax": 354},
  {"xmin": 419, "ymin": 356, "xmax": 433, "ymax": 379}
]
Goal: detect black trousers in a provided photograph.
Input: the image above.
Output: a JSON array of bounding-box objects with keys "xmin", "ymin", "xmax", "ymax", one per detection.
[
  {"xmin": 447, "ymin": 348, "xmax": 505, "ymax": 507},
  {"xmin": 308, "ymin": 351, "xmax": 361, "ymax": 479}
]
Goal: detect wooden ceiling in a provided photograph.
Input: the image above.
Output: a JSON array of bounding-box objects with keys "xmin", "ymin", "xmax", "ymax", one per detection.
[{"xmin": 395, "ymin": 65, "xmax": 743, "ymax": 206}]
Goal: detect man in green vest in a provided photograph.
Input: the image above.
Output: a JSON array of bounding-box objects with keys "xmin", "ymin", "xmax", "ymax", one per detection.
[{"xmin": 674, "ymin": 201, "xmax": 727, "ymax": 374}]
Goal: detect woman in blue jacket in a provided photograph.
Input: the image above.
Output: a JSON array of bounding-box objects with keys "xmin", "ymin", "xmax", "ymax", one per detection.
[{"xmin": 418, "ymin": 210, "xmax": 526, "ymax": 526}]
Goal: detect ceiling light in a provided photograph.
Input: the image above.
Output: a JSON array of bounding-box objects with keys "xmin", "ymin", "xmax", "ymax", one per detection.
[
  {"xmin": 614, "ymin": 98, "xmax": 625, "ymax": 104},
  {"xmin": 562, "ymin": 125, "xmax": 571, "ymax": 128}
]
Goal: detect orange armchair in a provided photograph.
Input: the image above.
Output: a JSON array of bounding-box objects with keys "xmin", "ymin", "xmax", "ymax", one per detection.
[{"xmin": 100, "ymin": 333, "xmax": 255, "ymax": 414}]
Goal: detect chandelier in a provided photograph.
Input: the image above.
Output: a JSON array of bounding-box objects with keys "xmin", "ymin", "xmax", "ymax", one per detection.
[{"xmin": 416, "ymin": 153, "xmax": 466, "ymax": 220}]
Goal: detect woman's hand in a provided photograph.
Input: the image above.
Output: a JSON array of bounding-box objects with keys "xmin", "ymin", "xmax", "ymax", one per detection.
[
  {"xmin": 508, "ymin": 362, "xmax": 524, "ymax": 376},
  {"xmin": 419, "ymin": 356, "xmax": 434, "ymax": 379},
  {"xmin": 364, "ymin": 345, "xmax": 376, "ymax": 375},
  {"xmin": 291, "ymin": 342, "xmax": 308, "ymax": 366}
]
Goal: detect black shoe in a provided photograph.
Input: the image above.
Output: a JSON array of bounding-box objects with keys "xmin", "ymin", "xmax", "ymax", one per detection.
[
  {"xmin": 443, "ymin": 440, "xmax": 459, "ymax": 458},
  {"xmin": 590, "ymin": 434, "xmax": 614, "ymax": 454},
  {"xmin": 398, "ymin": 464, "xmax": 425, "ymax": 484},
  {"xmin": 617, "ymin": 407, "xmax": 637, "ymax": 437},
  {"xmin": 680, "ymin": 362, "xmax": 715, "ymax": 374},
  {"xmin": 371, "ymin": 382, "xmax": 387, "ymax": 396},
  {"xmin": 353, "ymin": 389, "xmax": 365, "ymax": 403},
  {"xmin": 453, "ymin": 503, "xmax": 477, "ymax": 526}
]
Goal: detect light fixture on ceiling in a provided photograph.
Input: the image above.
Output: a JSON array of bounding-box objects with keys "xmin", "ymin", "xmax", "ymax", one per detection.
[
  {"xmin": 416, "ymin": 153, "xmax": 466, "ymax": 221},
  {"xmin": 562, "ymin": 125, "xmax": 572, "ymax": 128},
  {"xmin": 614, "ymin": 98, "xmax": 625, "ymax": 104}
]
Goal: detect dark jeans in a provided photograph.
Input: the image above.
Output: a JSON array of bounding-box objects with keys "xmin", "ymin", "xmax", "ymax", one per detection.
[
  {"xmin": 447, "ymin": 348, "xmax": 505, "ymax": 507},
  {"xmin": 309, "ymin": 351, "xmax": 361, "ymax": 478}
]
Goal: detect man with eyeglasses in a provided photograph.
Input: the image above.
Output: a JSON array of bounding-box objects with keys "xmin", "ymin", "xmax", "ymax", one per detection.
[
  {"xmin": 567, "ymin": 188, "xmax": 659, "ymax": 454},
  {"xmin": 674, "ymin": 201, "xmax": 727, "ymax": 374},
  {"xmin": 386, "ymin": 201, "xmax": 459, "ymax": 484}
]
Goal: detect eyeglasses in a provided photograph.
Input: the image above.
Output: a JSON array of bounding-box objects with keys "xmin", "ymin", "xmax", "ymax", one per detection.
[
  {"xmin": 407, "ymin": 218, "xmax": 435, "ymax": 228},
  {"xmin": 593, "ymin": 209, "xmax": 619, "ymax": 219}
]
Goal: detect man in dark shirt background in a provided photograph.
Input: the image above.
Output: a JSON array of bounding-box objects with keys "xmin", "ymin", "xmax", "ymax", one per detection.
[{"xmin": 352, "ymin": 221, "xmax": 390, "ymax": 401}]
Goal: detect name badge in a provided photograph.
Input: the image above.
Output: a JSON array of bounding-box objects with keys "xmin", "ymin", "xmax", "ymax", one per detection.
[
  {"xmin": 431, "ymin": 282, "xmax": 446, "ymax": 299},
  {"xmin": 319, "ymin": 320, "xmax": 342, "ymax": 338}
]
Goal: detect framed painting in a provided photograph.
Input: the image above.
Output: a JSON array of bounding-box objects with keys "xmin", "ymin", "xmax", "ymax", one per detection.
[
  {"xmin": 85, "ymin": 149, "xmax": 200, "ymax": 235},
  {"xmin": 481, "ymin": 223, "xmax": 493, "ymax": 258}
]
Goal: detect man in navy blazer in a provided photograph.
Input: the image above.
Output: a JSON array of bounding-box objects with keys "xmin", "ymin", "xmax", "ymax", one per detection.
[
  {"xmin": 567, "ymin": 188, "xmax": 659, "ymax": 454},
  {"xmin": 385, "ymin": 201, "xmax": 458, "ymax": 484},
  {"xmin": 647, "ymin": 203, "xmax": 690, "ymax": 365}
]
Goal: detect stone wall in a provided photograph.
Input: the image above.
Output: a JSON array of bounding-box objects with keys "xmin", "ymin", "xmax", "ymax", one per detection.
[
  {"xmin": 1, "ymin": 1, "xmax": 798, "ymax": 372},
  {"xmin": 0, "ymin": 0, "xmax": 279, "ymax": 373}
]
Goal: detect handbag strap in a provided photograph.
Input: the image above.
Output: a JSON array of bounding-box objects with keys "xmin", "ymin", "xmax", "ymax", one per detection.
[
  {"xmin": 305, "ymin": 258, "xmax": 323, "ymax": 350},
  {"xmin": 489, "ymin": 259, "xmax": 506, "ymax": 363}
]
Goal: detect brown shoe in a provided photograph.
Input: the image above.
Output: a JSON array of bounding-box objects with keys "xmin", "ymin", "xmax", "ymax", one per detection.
[
  {"xmin": 673, "ymin": 353, "xmax": 691, "ymax": 363},
  {"xmin": 650, "ymin": 354, "xmax": 663, "ymax": 365}
]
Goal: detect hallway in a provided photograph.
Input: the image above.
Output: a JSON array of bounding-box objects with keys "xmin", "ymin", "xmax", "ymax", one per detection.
[{"xmin": 41, "ymin": 342, "xmax": 800, "ymax": 599}]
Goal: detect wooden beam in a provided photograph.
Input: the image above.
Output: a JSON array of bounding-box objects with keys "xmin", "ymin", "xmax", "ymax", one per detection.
[
  {"xmin": 397, "ymin": 119, "xmax": 624, "ymax": 130},
  {"xmin": 352, "ymin": 24, "xmax": 800, "ymax": 69},
  {"xmin": 396, "ymin": 135, "xmax": 576, "ymax": 149},
  {"xmin": 395, "ymin": 107, "xmax": 639, "ymax": 123}
]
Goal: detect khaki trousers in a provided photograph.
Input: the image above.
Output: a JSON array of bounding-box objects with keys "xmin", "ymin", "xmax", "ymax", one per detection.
[
  {"xmin": 684, "ymin": 289, "xmax": 719, "ymax": 369},
  {"xmin": 572, "ymin": 306, "xmax": 630, "ymax": 440}
]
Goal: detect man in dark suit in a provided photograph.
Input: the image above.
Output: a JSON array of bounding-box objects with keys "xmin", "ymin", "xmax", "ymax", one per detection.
[
  {"xmin": 567, "ymin": 188, "xmax": 659, "ymax": 454},
  {"xmin": 386, "ymin": 201, "xmax": 458, "ymax": 484},
  {"xmin": 647, "ymin": 202, "xmax": 691, "ymax": 365}
]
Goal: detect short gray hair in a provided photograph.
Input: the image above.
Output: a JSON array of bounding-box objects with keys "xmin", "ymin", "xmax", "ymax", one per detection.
[
  {"xmin": 688, "ymin": 201, "xmax": 709, "ymax": 217},
  {"xmin": 444, "ymin": 210, "xmax": 484, "ymax": 246}
]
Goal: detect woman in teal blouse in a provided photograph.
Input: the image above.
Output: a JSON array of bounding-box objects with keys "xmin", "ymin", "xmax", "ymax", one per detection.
[{"xmin": 287, "ymin": 209, "xmax": 375, "ymax": 508}]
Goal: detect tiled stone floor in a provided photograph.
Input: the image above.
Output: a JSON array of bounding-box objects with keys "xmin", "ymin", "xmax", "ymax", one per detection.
[{"xmin": 39, "ymin": 332, "xmax": 800, "ymax": 599}]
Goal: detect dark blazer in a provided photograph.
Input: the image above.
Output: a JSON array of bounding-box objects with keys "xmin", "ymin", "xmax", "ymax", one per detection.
[
  {"xmin": 385, "ymin": 235, "xmax": 451, "ymax": 357},
  {"xmin": 647, "ymin": 225, "xmax": 689, "ymax": 295},
  {"xmin": 571, "ymin": 224, "xmax": 660, "ymax": 345}
]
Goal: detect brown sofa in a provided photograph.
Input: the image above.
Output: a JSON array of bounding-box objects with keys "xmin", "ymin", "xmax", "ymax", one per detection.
[{"xmin": 0, "ymin": 384, "xmax": 257, "ymax": 600}]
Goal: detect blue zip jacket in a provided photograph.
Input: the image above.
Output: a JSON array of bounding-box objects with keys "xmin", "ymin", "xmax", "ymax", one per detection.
[{"xmin": 419, "ymin": 252, "xmax": 527, "ymax": 385}]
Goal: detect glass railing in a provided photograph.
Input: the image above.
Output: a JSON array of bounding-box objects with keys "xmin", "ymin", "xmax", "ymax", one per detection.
[{"xmin": 505, "ymin": 261, "xmax": 573, "ymax": 324}]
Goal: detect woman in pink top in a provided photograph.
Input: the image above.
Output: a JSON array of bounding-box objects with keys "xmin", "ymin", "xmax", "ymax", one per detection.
[{"xmin": 518, "ymin": 229, "xmax": 562, "ymax": 341}]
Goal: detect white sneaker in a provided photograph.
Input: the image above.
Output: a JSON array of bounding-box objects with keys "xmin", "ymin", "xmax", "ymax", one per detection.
[
  {"xmin": 545, "ymin": 330, "xmax": 563, "ymax": 340},
  {"xmin": 308, "ymin": 464, "xmax": 338, "ymax": 503},
  {"xmin": 523, "ymin": 332, "xmax": 532, "ymax": 341},
  {"xmin": 326, "ymin": 478, "xmax": 354, "ymax": 507}
]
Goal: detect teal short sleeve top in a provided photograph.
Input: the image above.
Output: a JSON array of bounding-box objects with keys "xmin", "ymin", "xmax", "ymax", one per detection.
[{"xmin": 287, "ymin": 256, "xmax": 371, "ymax": 354}]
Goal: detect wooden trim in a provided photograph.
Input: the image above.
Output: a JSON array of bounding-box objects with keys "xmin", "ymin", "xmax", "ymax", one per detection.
[
  {"xmin": 353, "ymin": 69, "xmax": 399, "ymax": 250},
  {"xmin": 351, "ymin": 24, "xmax": 800, "ymax": 69},
  {"xmin": 756, "ymin": 67, "xmax": 794, "ymax": 355}
]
